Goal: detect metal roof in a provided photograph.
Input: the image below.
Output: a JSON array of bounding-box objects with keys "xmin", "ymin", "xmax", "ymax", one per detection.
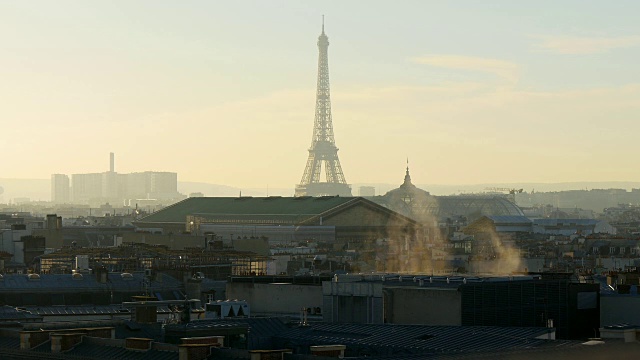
[
  {"xmin": 0, "ymin": 305, "xmax": 43, "ymax": 321},
  {"xmin": 532, "ymin": 219, "xmax": 599, "ymax": 226},
  {"xmin": 66, "ymin": 339, "xmax": 178, "ymax": 360},
  {"xmin": 0, "ymin": 273, "xmax": 182, "ymax": 293},
  {"xmin": 329, "ymin": 274, "xmax": 543, "ymax": 289},
  {"xmin": 0, "ymin": 336, "xmax": 20, "ymax": 349},
  {"xmin": 197, "ymin": 318, "xmax": 578, "ymax": 357},
  {"xmin": 487, "ymin": 216, "xmax": 532, "ymax": 224},
  {"xmin": 272, "ymin": 323, "xmax": 577, "ymax": 356},
  {"xmin": 24, "ymin": 305, "xmax": 131, "ymax": 316},
  {"xmin": 434, "ymin": 196, "xmax": 525, "ymax": 218},
  {"xmin": 26, "ymin": 336, "xmax": 179, "ymax": 360},
  {"xmin": 135, "ymin": 196, "xmax": 365, "ymax": 224},
  {"xmin": 22, "ymin": 304, "xmax": 202, "ymax": 316},
  {"xmin": 590, "ymin": 240, "xmax": 611, "ymax": 247}
]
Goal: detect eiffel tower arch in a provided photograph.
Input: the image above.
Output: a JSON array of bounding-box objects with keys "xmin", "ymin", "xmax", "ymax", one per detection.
[{"xmin": 295, "ymin": 19, "xmax": 352, "ymax": 197}]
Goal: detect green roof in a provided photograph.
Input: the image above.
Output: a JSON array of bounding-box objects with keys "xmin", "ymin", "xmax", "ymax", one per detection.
[{"xmin": 135, "ymin": 196, "xmax": 360, "ymax": 224}]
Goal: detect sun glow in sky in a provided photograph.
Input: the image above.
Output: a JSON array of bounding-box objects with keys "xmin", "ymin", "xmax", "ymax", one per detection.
[{"xmin": 1, "ymin": 1, "xmax": 639, "ymax": 189}]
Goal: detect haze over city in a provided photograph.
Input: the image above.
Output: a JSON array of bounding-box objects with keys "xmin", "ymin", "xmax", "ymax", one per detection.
[
  {"xmin": 2, "ymin": 1, "xmax": 640, "ymax": 191},
  {"xmin": 6, "ymin": 3, "xmax": 640, "ymax": 358}
]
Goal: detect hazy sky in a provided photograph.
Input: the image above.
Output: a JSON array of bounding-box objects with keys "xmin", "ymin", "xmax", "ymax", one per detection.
[{"xmin": 1, "ymin": 1, "xmax": 639, "ymax": 190}]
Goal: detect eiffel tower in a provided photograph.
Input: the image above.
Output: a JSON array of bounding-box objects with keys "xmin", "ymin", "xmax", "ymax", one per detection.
[{"xmin": 295, "ymin": 19, "xmax": 352, "ymax": 197}]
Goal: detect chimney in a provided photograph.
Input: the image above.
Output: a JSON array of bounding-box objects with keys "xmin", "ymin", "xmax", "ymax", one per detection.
[
  {"xmin": 179, "ymin": 344, "xmax": 212, "ymax": 360},
  {"xmin": 46, "ymin": 214, "xmax": 57, "ymax": 230},
  {"xmin": 20, "ymin": 330, "xmax": 51, "ymax": 350},
  {"xmin": 181, "ymin": 336, "xmax": 224, "ymax": 347},
  {"xmin": 95, "ymin": 266, "xmax": 108, "ymax": 284},
  {"xmin": 125, "ymin": 337, "xmax": 153, "ymax": 352},
  {"xmin": 50, "ymin": 333, "xmax": 85, "ymax": 353},
  {"xmin": 110, "ymin": 152, "xmax": 115, "ymax": 172},
  {"xmin": 186, "ymin": 278, "xmax": 202, "ymax": 300},
  {"xmin": 134, "ymin": 304, "xmax": 158, "ymax": 324},
  {"xmin": 310, "ymin": 345, "xmax": 346, "ymax": 358}
]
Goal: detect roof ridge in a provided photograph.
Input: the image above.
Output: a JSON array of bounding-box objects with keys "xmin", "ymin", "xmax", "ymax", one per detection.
[{"xmin": 135, "ymin": 196, "xmax": 193, "ymax": 222}]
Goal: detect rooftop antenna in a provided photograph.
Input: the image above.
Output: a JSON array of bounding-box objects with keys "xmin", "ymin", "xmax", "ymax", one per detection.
[{"xmin": 322, "ymin": 15, "xmax": 325, "ymax": 34}]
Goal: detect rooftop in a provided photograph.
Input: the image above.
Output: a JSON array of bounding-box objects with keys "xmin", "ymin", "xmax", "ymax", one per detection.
[
  {"xmin": 487, "ymin": 215, "xmax": 533, "ymax": 224},
  {"xmin": 0, "ymin": 272, "xmax": 183, "ymax": 294},
  {"xmin": 135, "ymin": 196, "xmax": 366, "ymax": 224},
  {"xmin": 209, "ymin": 318, "xmax": 579, "ymax": 357}
]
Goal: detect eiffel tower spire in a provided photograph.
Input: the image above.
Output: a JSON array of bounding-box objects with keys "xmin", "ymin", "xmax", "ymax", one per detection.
[{"xmin": 295, "ymin": 19, "xmax": 352, "ymax": 197}]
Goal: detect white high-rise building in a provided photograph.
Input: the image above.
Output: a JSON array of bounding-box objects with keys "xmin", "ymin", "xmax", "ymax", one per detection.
[
  {"xmin": 57, "ymin": 153, "xmax": 181, "ymax": 205},
  {"xmin": 51, "ymin": 174, "xmax": 70, "ymax": 203}
]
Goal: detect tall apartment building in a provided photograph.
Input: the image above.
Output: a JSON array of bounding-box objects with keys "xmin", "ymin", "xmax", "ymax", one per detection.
[
  {"xmin": 125, "ymin": 171, "xmax": 178, "ymax": 199},
  {"xmin": 71, "ymin": 172, "xmax": 104, "ymax": 203},
  {"xmin": 71, "ymin": 171, "xmax": 179, "ymax": 204},
  {"xmin": 59, "ymin": 154, "xmax": 181, "ymax": 205},
  {"xmin": 50, "ymin": 174, "xmax": 70, "ymax": 203}
]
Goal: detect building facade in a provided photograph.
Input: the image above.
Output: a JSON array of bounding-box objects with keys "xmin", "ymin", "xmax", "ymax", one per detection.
[{"xmin": 51, "ymin": 174, "xmax": 70, "ymax": 203}]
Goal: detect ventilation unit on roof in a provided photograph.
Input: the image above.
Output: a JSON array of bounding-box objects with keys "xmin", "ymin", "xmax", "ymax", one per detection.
[
  {"xmin": 315, "ymin": 196, "xmax": 337, "ymax": 200},
  {"xmin": 120, "ymin": 272, "xmax": 134, "ymax": 280},
  {"xmin": 72, "ymin": 273, "xmax": 84, "ymax": 281}
]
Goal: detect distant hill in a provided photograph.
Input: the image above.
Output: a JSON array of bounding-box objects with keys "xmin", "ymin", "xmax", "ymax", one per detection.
[
  {"xmin": 3, "ymin": 178, "xmax": 640, "ymax": 203},
  {"xmin": 0, "ymin": 178, "xmax": 295, "ymax": 202},
  {"xmin": 177, "ymin": 181, "xmax": 293, "ymax": 197},
  {"xmin": 357, "ymin": 182, "xmax": 640, "ymax": 197},
  {"xmin": 0, "ymin": 178, "xmax": 50, "ymax": 202}
]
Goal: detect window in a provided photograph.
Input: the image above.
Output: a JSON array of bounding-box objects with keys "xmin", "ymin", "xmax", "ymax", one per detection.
[{"xmin": 610, "ymin": 247, "xmax": 616, "ymax": 254}]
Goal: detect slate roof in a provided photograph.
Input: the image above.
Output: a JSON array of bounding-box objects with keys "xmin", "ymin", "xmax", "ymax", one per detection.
[
  {"xmin": 434, "ymin": 196, "xmax": 525, "ymax": 218},
  {"xmin": 0, "ymin": 272, "xmax": 183, "ymax": 293},
  {"xmin": 169, "ymin": 318, "xmax": 287, "ymax": 350},
  {"xmin": 590, "ymin": 240, "xmax": 611, "ymax": 248},
  {"xmin": 0, "ymin": 336, "xmax": 20, "ymax": 349},
  {"xmin": 195, "ymin": 318, "xmax": 579, "ymax": 357},
  {"xmin": 0, "ymin": 305, "xmax": 43, "ymax": 321},
  {"xmin": 66, "ymin": 338, "xmax": 178, "ymax": 360},
  {"xmin": 18, "ymin": 336, "xmax": 178, "ymax": 360},
  {"xmin": 135, "ymin": 196, "xmax": 364, "ymax": 224},
  {"xmin": 487, "ymin": 216, "xmax": 532, "ymax": 224},
  {"xmin": 23, "ymin": 304, "xmax": 203, "ymax": 317},
  {"xmin": 272, "ymin": 323, "xmax": 578, "ymax": 357},
  {"xmin": 532, "ymin": 219, "xmax": 599, "ymax": 226}
]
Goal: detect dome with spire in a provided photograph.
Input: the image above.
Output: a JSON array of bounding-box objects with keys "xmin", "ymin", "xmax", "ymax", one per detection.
[
  {"xmin": 370, "ymin": 161, "xmax": 524, "ymax": 224},
  {"xmin": 377, "ymin": 163, "xmax": 436, "ymax": 223}
]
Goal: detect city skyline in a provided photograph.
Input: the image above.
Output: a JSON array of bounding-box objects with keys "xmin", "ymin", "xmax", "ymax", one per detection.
[{"xmin": 1, "ymin": 1, "xmax": 640, "ymax": 189}]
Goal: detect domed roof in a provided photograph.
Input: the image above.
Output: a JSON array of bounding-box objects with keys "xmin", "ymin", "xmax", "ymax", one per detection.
[
  {"xmin": 435, "ymin": 195, "xmax": 525, "ymax": 220},
  {"xmin": 373, "ymin": 164, "xmax": 524, "ymax": 223},
  {"xmin": 378, "ymin": 165, "xmax": 437, "ymax": 222}
]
